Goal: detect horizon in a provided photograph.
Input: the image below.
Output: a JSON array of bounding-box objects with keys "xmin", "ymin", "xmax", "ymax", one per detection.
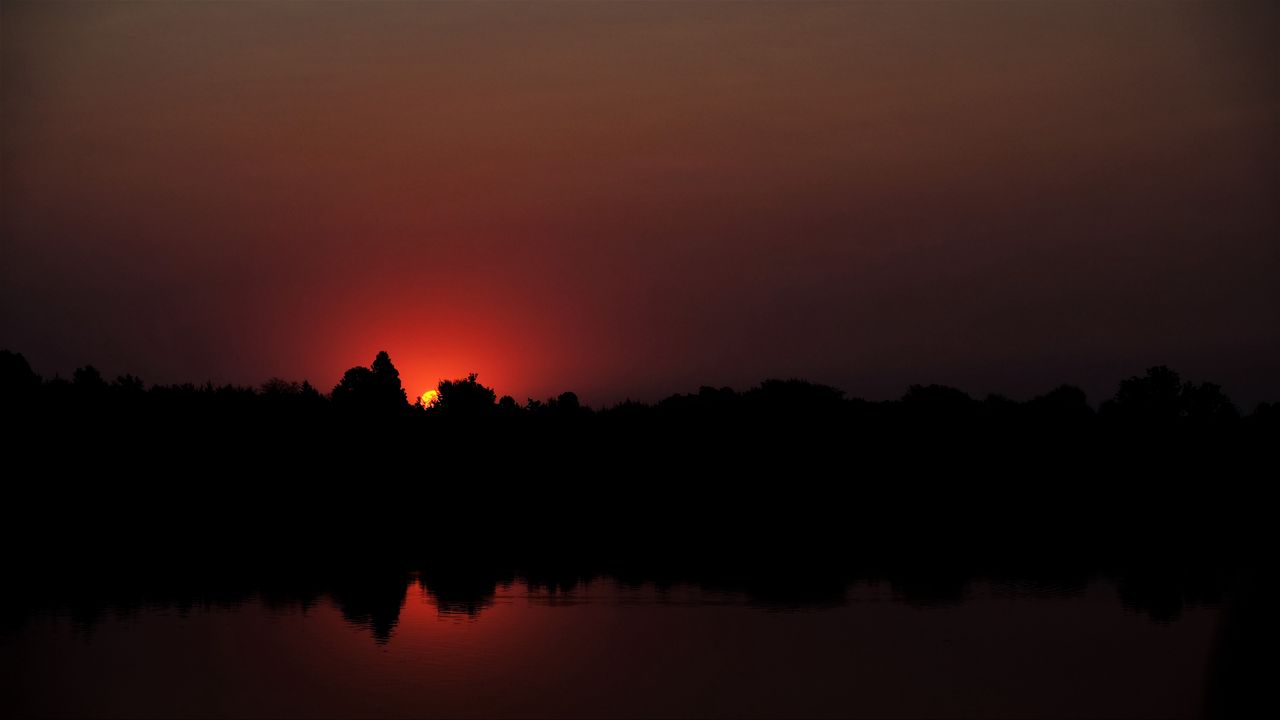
[{"xmin": 5, "ymin": 346, "xmax": 1269, "ymax": 413}]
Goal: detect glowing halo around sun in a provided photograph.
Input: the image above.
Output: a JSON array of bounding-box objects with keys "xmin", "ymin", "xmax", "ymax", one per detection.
[{"xmin": 420, "ymin": 389, "xmax": 440, "ymax": 408}]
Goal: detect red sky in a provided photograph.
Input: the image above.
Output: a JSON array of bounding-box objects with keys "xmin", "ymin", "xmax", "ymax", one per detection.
[{"xmin": 3, "ymin": 1, "xmax": 1277, "ymax": 405}]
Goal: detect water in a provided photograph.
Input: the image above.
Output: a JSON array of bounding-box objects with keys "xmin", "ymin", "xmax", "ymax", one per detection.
[{"xmin": 3, "ymin": 575, "xmax": 1222, "ymax": 718}]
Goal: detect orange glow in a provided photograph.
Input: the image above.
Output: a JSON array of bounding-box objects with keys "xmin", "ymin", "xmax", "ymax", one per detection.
[{"xmin": 420, "ymin": 389, "xmax": 440, "ymax": 407}]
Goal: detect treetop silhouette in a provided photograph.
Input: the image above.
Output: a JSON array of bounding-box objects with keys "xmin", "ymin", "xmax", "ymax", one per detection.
[{"xmin": 332, "ymin": 350, "xmax": 409, "ymax": 414}]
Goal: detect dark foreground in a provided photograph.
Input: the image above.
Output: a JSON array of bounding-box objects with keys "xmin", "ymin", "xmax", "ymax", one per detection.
[{"xmin": 1, "ymin": 352, "xmax": 1273, "ymax": 717}]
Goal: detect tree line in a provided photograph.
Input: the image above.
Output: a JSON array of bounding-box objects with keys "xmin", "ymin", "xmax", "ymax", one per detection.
[{"xmin": 2, "ymin": 348, "xmax": 1274, "ymax": 432}]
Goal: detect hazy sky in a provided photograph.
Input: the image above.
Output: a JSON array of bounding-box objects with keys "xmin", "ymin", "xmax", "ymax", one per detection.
[{"xmin": 3, "ymin": 1, "xmax": 1277, "ymax": 405}]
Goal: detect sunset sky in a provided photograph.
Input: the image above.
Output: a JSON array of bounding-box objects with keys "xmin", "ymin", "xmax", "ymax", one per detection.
[{"xmin": 3, "ymin": 1, "xmax": 1277, "ymax": 406}]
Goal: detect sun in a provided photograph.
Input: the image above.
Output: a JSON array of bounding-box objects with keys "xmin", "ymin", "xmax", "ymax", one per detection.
[{"xmin": 419, "ymin": 389, "xmax": 440, "ymax": 408}]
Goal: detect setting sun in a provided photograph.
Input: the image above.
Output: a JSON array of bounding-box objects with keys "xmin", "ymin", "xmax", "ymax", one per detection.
[{"xmin": 420, "ymin": 389, "xmax": 440, "ymax": 408}]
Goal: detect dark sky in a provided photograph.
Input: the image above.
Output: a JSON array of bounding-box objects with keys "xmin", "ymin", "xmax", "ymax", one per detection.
[{"xmin": 3, "ymin": 1, "xmax": 1277, "ymax": 406}]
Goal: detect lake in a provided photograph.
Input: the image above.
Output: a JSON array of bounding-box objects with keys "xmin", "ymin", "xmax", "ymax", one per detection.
[{"xmin": 2, "ymin": 572, "xmax": 1226, "ymax": 718}]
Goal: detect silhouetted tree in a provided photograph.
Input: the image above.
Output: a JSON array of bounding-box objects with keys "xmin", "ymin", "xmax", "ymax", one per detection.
[
  {"xmin": 0, "ymin": 350, "xmax": 41, "ymax": 403},
  {"xmin": 1181, "ymin": 381, "xmax": 1238, "ymax": 426},
  {"xmin": 261, "ymin": 377, "xmax": 302, "ymax": 396},
  {"xmin": 73, "ymin": 365, "xmax": 107, "ymax": 391},
  {"xmin": 1247, "ymin": 401, "xmax": 1277, "ymax": 427},
  {"xmin": 371, "ymin": 352, "xmax": 403, "ymax": 391},
  {"xmin": 331, "ymin": 351, "xmax": 409, "ymax": 415},
  {"xmin": 497, "ymin": 395, "xmax": 521, "ymax": 418},
  {"xmin": 112, "ymin": 374, "xmax": 145, "ymax": 395},
  {"xmin": 899, "ymin": 384, "xmax": 975, "ymax": 425},
  {"xmin": 557, "ymin": 391, "xmax": 580, "ymax": 412},
  {"xmin": 530, "ymin": 390, "xmax": 591, "ymax": 422},
  {"xmin": 1103, "ymin": 366, "xmax": 1183, "ymax": 423},
  {"xmin": 69, "ymin": 365, "xmax": 109, "ymax": 409},
  {"xmin": 1101, "ymin": 366, "xmax": 1238, "ymax": 427},
  {"xmin": 1027, "ymin": 384, "xmax": 1093, "ymax": 426},
  {"xmin": 334, "ymin": 366, "xmax": 373, "ymax": 399},
  {"xmin": 433, "ymin": 373, "xmax": 497, "ymax": 419}
]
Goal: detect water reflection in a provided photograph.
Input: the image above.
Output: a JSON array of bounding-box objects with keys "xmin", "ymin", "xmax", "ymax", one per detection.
[
  {"xmin": 4, "ymin": 563, "xmax": 1233, "ymax": 643},
  {"xmin": 3, "ymin": 570, "xmax": 1241, "ymax": 719}
]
